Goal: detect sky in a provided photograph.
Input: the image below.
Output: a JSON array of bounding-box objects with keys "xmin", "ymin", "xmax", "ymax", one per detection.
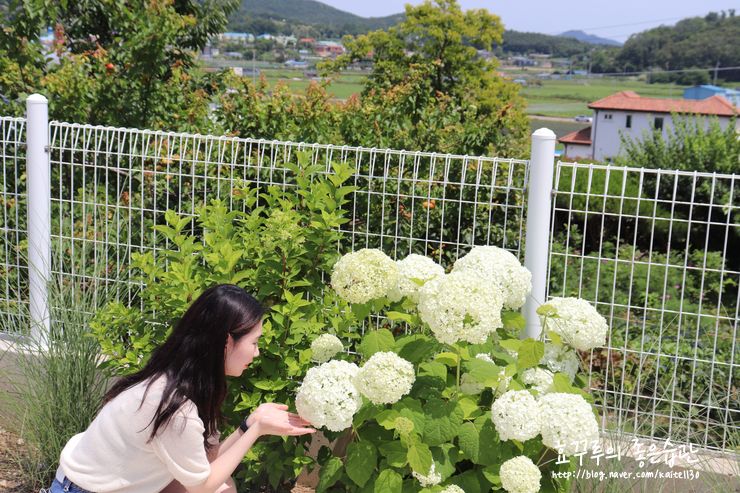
[{"xmin": 316, "ymin": 1, "xmax": 736, "ymax": 42}]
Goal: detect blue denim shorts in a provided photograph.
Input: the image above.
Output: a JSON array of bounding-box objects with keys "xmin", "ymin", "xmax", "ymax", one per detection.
[{"xmin": 43, "ymin": 468, "xmax": 94, "ymax": 493}]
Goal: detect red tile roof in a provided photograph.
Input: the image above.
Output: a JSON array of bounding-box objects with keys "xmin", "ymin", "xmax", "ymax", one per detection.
[
  {"xmin": 559, "ymin": 126, "xmax": 592, "ymax": 145},
  {"xmin": 588, "ymin": 91, "xmax": 737, "ymax": 117}
]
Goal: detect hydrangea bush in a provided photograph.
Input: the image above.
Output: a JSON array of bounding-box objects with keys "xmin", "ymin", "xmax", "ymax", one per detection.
[{"xmin": 297, "ymin": 245, "xmax": 607, "ymax": 493}]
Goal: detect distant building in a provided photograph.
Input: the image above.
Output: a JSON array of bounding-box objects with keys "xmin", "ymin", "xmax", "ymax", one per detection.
[
  {"xmin": 314, "ymin": 41, "xmax": 345, "ymax": 58},
  {"xmin": 275, "ymin": 35, "xmax": 297, "ymax": 46},
  {"xmin": 559, "ymin": 91, "xmax": 738, "ymax": 161},
  {"xmin": 683, "ymin": 85, "xmax": 740, "ymax": 107},
  {"xmin": 219, "ymin": 32, "xmax": 254, "ymax": 44}
]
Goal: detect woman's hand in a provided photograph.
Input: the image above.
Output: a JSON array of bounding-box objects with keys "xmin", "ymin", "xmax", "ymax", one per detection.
[{"xmin": 248, "ymin": 403, "xmax": 316, "ymax": 437}]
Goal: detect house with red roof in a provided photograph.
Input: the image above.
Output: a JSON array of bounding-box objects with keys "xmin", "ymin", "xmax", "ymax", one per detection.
[{"xmin": 559, "ymin": 91, "xmax": 738, "ymax": 161}]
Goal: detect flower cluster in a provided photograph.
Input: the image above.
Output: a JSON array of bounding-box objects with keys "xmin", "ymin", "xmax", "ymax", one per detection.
[
  {"xmin": 354, "ymin": 351, "xmax": 415, "ymax": 405},
  {"xmin": 491, "ymin": 390, "xmax": 541, "ymax": 441},
  {"xmin": 521, "ymin": 367, "xmax": 554, "ymax": 395},
  {"xmin": 412, "ymin": 463, "xmax": 442, "ymax": 487},
  {"xmin": 451, "ymin": 246, "xmax": 532, "ymax": 309},
  {"xmin": 538, "ymin": 392, "xmax": 600, "ymax": 456},
  {"xmin": 541, "ymin": 343, "xmax": 580, "ymax": 380},
  {"xmin": 310, "ymin": 334, "xmax": 344, "ymax": 363},
  {"xmin": 295, "ymin": 360, "xmax": 362, "ymax": 432},
  {"xmin": 331, "ymin": 249, "xmax": 398, "ymax": 304},
  {"xmin": 417, "ymin": 271, "xmax": 504, "ymax": 344},
  {"xmin": 388, "ymin": 254, "xmax": 445, "ymax": 303},
  {"xmin": 540, "ymin": 297, "xmax": 608, "ymax": 351},
  {"xmin": 500, "ymin": 456, "xmax": 542, "ymax": 493},
  {"xmin": 440, "ymin": 486, "xmax": 465, "ymax": 493}
]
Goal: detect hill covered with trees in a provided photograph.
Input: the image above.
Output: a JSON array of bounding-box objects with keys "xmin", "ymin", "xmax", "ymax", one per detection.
[{"xmin": 227, "ymin": 0, "xmax": 404, "ymax": 37}]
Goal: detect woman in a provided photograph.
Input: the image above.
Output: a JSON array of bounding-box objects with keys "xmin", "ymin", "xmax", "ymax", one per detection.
[{"xmin": 49, "ymin": 284, "xmax": 315, "ymax": 493}]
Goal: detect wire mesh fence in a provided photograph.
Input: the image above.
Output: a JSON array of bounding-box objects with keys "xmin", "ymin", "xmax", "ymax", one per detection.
[
  {"xmin": 1, "ymin": 116, "xmax": 737, "ymax": 455},
  {"xmin": 0, "ymin": 117, "xmax": 28, "ymax": 333},
  {"xmin": 549, "ymin": 162, "xmax": 739, "ymax": 452}
]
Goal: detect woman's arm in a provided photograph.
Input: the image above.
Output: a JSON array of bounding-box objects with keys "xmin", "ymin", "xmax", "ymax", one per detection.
[
  {"xmin": 214, "ymin": 403, "xmax": 290, "ymax": 458},
  {"xmin": 187, "ymin": 404, "xmax": 314, "ymax": 493}
]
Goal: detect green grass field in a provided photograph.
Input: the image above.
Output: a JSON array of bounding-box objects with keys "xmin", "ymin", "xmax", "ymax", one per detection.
[
  {"xmin": 224, "ymin": 65, "xmax": 695, "ymax": 119},
  {"xmin": 520, "ymin": 77, "xmax": 689, "ymax": 118}
]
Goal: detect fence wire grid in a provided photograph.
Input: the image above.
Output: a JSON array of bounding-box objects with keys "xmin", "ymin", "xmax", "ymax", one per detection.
[{"xmin": 1, "ymin": 117, "xmax": 737, "ymax": 455}]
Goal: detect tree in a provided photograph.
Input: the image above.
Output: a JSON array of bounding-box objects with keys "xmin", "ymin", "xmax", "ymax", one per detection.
[
  {"xmin": 320, "ymin": 0, "xmax": 529, "ymax": 157},
  {"xmin": 0, "ymin": 0, "xmax": 238, "ymax": 129}
]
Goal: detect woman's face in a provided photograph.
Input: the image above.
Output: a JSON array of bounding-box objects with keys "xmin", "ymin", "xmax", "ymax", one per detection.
[{"xmin": 224, "ymin": 321, "xmax": 263, "ymax": 377}]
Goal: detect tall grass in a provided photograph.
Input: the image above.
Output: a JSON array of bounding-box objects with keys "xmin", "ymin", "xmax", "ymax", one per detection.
[{"xmin": 0, "ymin": 273, "xmax": 114, "ymax": 490}]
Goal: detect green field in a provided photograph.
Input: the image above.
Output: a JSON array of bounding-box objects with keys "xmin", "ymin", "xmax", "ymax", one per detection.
[
  {"xmin": 260, "ymin": 68, "xmax": 365, "ymax": 100},
  {"xmin": 520, "ymin": 78, "xmax": 689, "ymax": 118},
  {"xmin": 219, "ymin": 64, "xmax": 696, "ymax": 119}
]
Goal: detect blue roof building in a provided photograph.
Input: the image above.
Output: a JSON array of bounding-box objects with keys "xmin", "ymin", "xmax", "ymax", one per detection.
[{"xmin": 684, "ymin": 85, "xmax": 739, "ymax": 107}]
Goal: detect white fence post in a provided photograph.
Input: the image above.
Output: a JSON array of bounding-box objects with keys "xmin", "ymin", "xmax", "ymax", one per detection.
[
  {"xmin": 26, "ymin": 94, "xmax": 51, "ymax": 342},
  {"xmin": 522, "ymin": 128, "xmax": 556, "ymax": 339}
]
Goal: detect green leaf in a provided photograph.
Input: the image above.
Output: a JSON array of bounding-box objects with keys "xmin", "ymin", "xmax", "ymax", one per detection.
[
  {"xmin": 464, "ymin": 358, "xmax": 500, "ymax": 386},
  {"xmin": 316, "ymin": 456, "xmax": 343, "ymax": 493},
  {"xmin": 378, "ymin": 441, "xmax": 408, "ymax": 468},
  {"xmin": 407, "ymin": 441, "xmax": 433, "ymax": 474},
  {"xmin": 346, "ymin": 441, "xmax": 377, "ymax": 487},
  {"xmin": 376, "ymin": 409, "xmax": 401, "ymax": 430},
  {"xmin": 547, "ymin": 330, "xmax": 563, "ymax": 347},
  {"xmin": 396, "ymin": 335, "xmax": 439, "ymax": 364},
  {"xmin": 359, "ymin": 329, "xmax": 395, "ymax": 358},
  {"xmin": 501, "ymin": 310, "xmax": 526, "ymax": 331},
  {"xmin": 499, "ymin": 338, "xmax": 522, "ymax": 353},
  {"xmin": 387, "ymin": 311, "xmax": 415, "ymax": 323},
  {"xmin": 551, "ymin": 372, "xmax": 581, "ymax": 394},
  {"xmin": 435, "ymin": 351, "xmax": 460, "ymax": 367},
  {"xmin": 517, "ymin": 339, "xmax": 545, "ymax": 370},
  {"xmin": 457, "ymin": 422, "xmax": 480, "ymax": 462},
  {"xmin": 374, "ymin": 469, "xmax": 403, "ymax": 493},
  {"xmin": 422, "ymin": 398, "xmax": 464, "ymax": 446}
]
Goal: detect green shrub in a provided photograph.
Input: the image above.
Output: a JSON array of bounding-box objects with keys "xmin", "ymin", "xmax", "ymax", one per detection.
[{"xmin": 91, "ymin": 154, "xmax": 360, "ymax": 490}]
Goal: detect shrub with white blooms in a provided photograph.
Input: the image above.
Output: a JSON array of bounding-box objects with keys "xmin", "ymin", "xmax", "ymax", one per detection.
[
  {"xmin": 500, "ymin": 456, "xmax": 541, "ymax": 493},
  {"xmin": 539, "ymin": 392, "xmax": 600, "ymax": 456},
  {"xmin": 388, "ymin": 254, "xmax": 445, "ymax": 303},
  {"xmin": 440, "ymin": 486, "xmax": 465, "ymax": 493},
  {"xmin": 354, "ymin": 351, "xmax": 415, "ymax": 405},
  {"xmin": 310, "ymin": 334, "xmax": 344, "ymax": 363},
  {"xmin": 330, "ymin": 248, "xmax": 398, "ymax": 304},
  {"xmin": 452, "ymin": 245, "xmax": 532, "ymax": 309},
  {"xmin": 541, "ymin": 343, "xmax": 580, "ymax": 380},
  {"xmin": 521, "ymin": 367, "xmax": 554, "ymax": 395},
  {"xmin": 295, "ymin": 360, "xmax": 362, "ymax": 432},
  {"xmin": 417, "ymin": 271, "xmax": 504, "ymax": 344},
  {"xmin": 491, "ymin": 390, "xmax": 541, "ymax": 441},
  {"xmin": 540, "ymin": 297, "xmax": 608, "ymax": 351},
  {"xmin": 412, "ymin": 463, "xmax": 442, "ymax": 487}
]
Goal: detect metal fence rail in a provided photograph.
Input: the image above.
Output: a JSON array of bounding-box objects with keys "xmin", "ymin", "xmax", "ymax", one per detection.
[{"xmin": 549, "ymin": 162, "xmax": 738, "ymax": 451}]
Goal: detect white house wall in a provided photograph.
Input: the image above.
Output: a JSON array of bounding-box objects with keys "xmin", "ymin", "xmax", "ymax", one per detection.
[
  {"xmin": 563, "ymin": 143, "xmax": 593, "ymax": 160},
  {"xmin": 592, "ymin": 110, "xmax": 733, "ymax": 162}
]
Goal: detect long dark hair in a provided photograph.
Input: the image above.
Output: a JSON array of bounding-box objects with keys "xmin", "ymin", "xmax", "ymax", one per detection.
[{"xmin": 103, "ymin": 284, "xmax": 264, "ymax": 447}]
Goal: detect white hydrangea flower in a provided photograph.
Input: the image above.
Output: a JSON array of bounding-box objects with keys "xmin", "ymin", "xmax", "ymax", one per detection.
[
  {"xmin": 540, "ymin": 297, "xmax": 608, "ymax": 351},
  {"xmin": 354, "ymin": 351, "xmax": 415, "ymax": 405},
  {"xmin": 541, "ymin": 343, "xmax": 580, "ymax": 380},
  {"xmin": 491, "ymin": 390, "xmax": 541, "ymax": 441},
  {"xmin": 440, "ymin": 486, "xmax": 465, "ymax": 493},
  {"xmin": 310, "ymin": 334, "xmax": 344, "ymax": 363},
  {"xmin": 330, "ymin": 248, "xmax": 399, "ymax": 304},
  {"xmin": 412, "ymin": 463, "xmax": 442, "ymax": 487},
  {"xmin": 417, "ymin": 271, "xmax": 504, "ymax": 345},
  {"xmin": 388, "ymin": 254, "xmax": 445, "ymax": 303},
  {"xmin": 295, "ymin": 360, "xmax": 362, "ymax": 432},
  {"xmin": 500, "ymin": 456, "xmax": 542, "ymax": 493},
  {"xmin": 452, "ymin": 246, "xmax": 532, "ymax": 309},
  {"xmin": 521, "ymin": 367, "xmax": 554, "ymax": 395},
  {"xmin": 539, "ymin": 393, "xmax": 600, "ymax": 456}
]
